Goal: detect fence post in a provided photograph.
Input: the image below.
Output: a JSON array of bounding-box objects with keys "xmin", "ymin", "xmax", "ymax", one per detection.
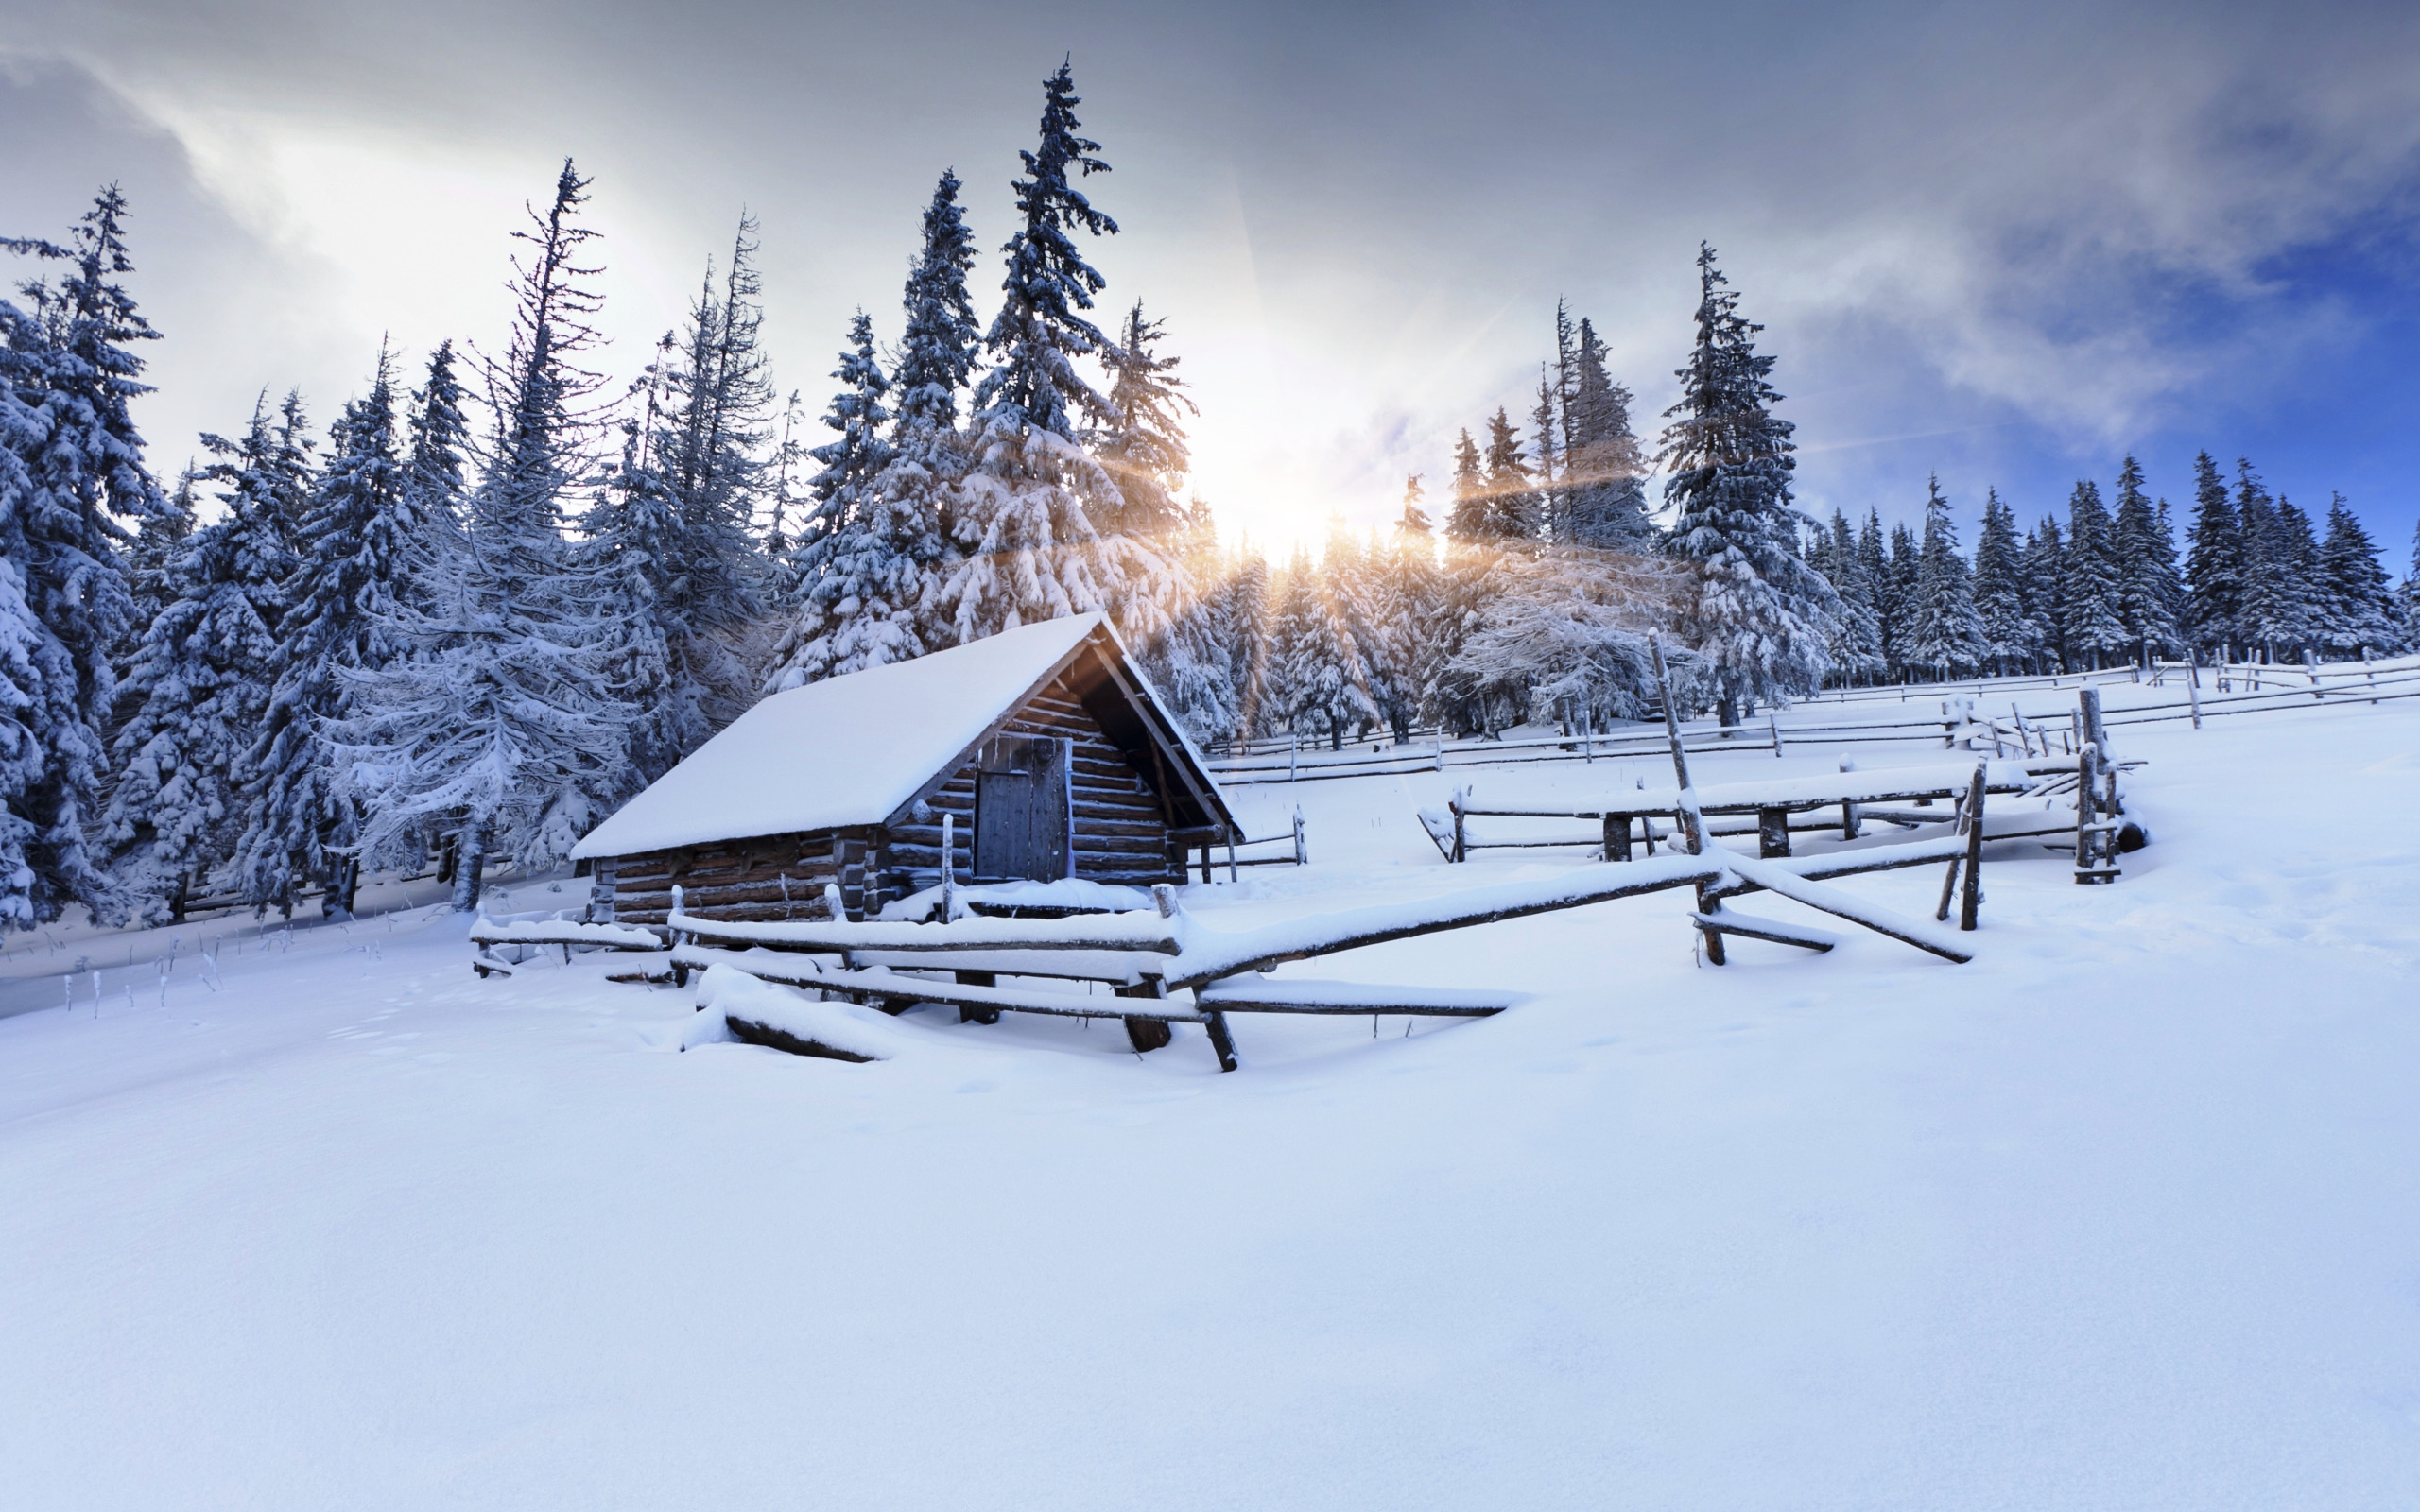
[
  {"xmin": 1289, "ymin": 730, "xmax": 1298, "ymax": 783},
  {"xmin": 2186, "ymin": 652, "xmax": 2203, "ymax": 729},
  {"xmin": 2364, "ymin": 646, "xmax": 2377, "ymax": 704},
  {"xmin": 1449, "ymin": 789, "xmax": 1466, "ymax": 864},
  {"xmin": 1292, "ymin": 805, "xmax": 1307, "ymax": 867},
  {"xmin": 1769, "ymin": 711, "xmax": 1783, "ymax": 758},
  {"xmin": 1435, "ymin": 730, "xmax": 1445, "ymax": 772},
  {"xmin": 1651, "ymin": 633, "xmax": 1723, "ymax": 965},
  {"xmin": 1961, "ymin": 762, "xmax": 1987, "ymax": 930}
]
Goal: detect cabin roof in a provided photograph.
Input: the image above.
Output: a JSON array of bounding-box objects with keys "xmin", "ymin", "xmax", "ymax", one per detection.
[{"xmin": 571, "ymin": 613, "xmax": 1235, "ymax": 860}]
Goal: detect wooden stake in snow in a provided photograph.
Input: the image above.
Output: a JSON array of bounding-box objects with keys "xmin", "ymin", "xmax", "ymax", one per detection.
[
  {"xmin": 1651, "ymin": 633, "xmax": 1723, "ymax": 964},
  {"xmin": 2186, "ymin": 651, "xmax": 2203, "ymax": 729},
  {"xmin": 1960, "ymin": 762, "xmax": 1987, "ymax": 931},
  {"xmin": 940, "ymin": 812, "xmax": 957, "ymax": 921}
]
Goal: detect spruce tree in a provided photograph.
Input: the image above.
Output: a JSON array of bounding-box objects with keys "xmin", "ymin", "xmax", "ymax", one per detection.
[
  {"xmin": 2061, "ymin": 480, "xmax": 2128, "ymax": 668},
  {"xmin": 1856, "ymin": 510, "xmax": 1893, "ymax": 673},
  {"xmin": 335, "ymin": 161, "xmax": 635, "ymax": 910},
  {"xmin": 765, "ymin": 312, "xmax": 919, "ymax": 688},
  {"xmin": 1094, "ymin": 300, "xmax": 1195, "ymax": 541},
  {"xmin": 236, "ymin": 349, "xmax": 420, "ymax": 914},
  {"xmin": 942, "ymin": 63, "xmax": 1172, "ymax": 647},
  {"xmin": 1971, "ymin": 489, "xmax": 2030, "ymax": 673},
  {"xmin": 1141, "ymin": 498, "xmax": 1239, "ymax": 742},
  {"xmin": 2271, "ymin": 496, "xmax": 2324, "ymax": 657},
  {"xmin": 2182, "ymin": 450, "xmax": 2239, "ymax": 653},
  {"xmin": 1906, "ymin": 474, "xmax": 1986, "ymax": 676},
  {"xmin": 2111, "ymin": 455, "xmax": 2182, "ymax": 662},
  {"xmin": 1479, "ymin": 406, "xmax": 1540, "ymax": 541},
  {"xmin": 1444, "ymin": 428, "xmax": 1488, "ymax": 541},
  {"xmin": 1269, "ymin": 542, "xmax": 1375, "ymax": 749},
  {"xmin": 104, "ymin": 393, "xmax": 312, "ymax": 919},
  {"xmin": 1561, "ymin": 317, "xmax": 1652, "ymax": 549},
  {"xmin": 1883, "ymin": 524, "xmax": 1921, "ymax": 676},
  {"xmin": 1529, "ymin": 366, "xmax": 1562, "ymax": 540},
  {"xmin": 2022, "ymin": 516, "xmax": 2066, "ymax": 671},
  {"xmin": 1657, "ymin": 246, "xmax": 1838, "ymax": 720},
  {"xmin": 1374, "ymin": 475, "xmax": 1443, "ymax": 737},
  {"xmin": 1, "ymin": 187, "xmax": 170, "ymax": 927},
  {"xmin": 2233, "ymin": 459, "xmax": 2299, "ymax": 660},
  {"xmin": 1818, "ymin": 508, "xmax": 1886, "ymax": 682},
  {"xmin": 2317, "ymin": 493, "xmax": 2397, "ymax": 655}
]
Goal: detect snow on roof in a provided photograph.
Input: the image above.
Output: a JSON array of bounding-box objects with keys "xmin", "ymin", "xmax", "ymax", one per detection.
[{"xmin": 572, "ymin": 614, "xmax": 1107, "ymax": 860}]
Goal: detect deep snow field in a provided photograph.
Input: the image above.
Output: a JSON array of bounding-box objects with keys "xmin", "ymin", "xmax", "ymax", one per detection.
[{"xmin": 4, "ymin": 695, "xmax": 2418, "ymax": 1510}]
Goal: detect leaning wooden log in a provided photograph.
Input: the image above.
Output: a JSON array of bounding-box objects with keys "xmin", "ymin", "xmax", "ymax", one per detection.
[
  {"xmin": 1959, "ymin": 762, "xmax": 1988, "ymax": 931},
  {"xmin": 1719, "ymin": 851, "xmax": 1975, "ymax": 964},
  {"xmin": 669, "ymin": 945, "xmax": 1204, "ymax": 1022},
  {"xmin": 1161, "ymin": 851, "xmax": 1728, "ymax": 988},
  {"xmin": 724, "ymin": 1015, "xmax": 879, "ymax": 1063},
  {"xmin": 1685, "ymin": 912, "xmax": 1840, "ymax": 953}
]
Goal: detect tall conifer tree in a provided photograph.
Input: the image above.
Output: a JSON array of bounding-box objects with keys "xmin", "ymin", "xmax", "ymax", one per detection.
[
  {"xmin": 1, "ymin": 187, "xmax": 169, "ymax": 926},
  {"xmin": 942, "ymin": 62, "xmax": 1172, "ymax": 647},
  {"xmin": 1656, "ymin": 245, "xmax": 1837, "ymax": 721}
]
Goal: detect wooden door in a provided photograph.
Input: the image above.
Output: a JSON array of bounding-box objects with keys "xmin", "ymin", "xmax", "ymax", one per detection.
[{"xmin": 975, "ymin": 734, "xmax": 1070, "ymax": 882}]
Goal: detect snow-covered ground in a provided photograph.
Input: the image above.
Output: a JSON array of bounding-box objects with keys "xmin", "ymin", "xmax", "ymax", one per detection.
[{"xmin": 5, "ymin": 698, "xmax": 2417, "ymax": 1509}]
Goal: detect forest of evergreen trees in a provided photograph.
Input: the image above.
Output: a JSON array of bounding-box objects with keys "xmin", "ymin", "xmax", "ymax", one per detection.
[{"xmin": 5, "ymin": 63, "xmax": 2415, "ymax": 931}]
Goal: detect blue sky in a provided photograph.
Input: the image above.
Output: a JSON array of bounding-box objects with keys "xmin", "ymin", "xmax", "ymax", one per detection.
[{"xmin": 4, "ymin": 0, "xmax": 2416, "ymax": 568}]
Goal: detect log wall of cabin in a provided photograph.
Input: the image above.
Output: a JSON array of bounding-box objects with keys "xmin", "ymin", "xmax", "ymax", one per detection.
[
  {"xmin": 609, "ymin": 828, "xmax": 867, "ymax": 926},
  {"xmin": 607, "ymin": 669, "xmax": 1182, "ymax": 925},
  {"xmin": 883, "ymin": 669, "xmax": 1180, "ymax": 891}
]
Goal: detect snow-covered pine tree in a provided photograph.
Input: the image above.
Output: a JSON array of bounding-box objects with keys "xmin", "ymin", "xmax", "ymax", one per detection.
[
  {"xmin": 1440, "ymin": 547, "xmax": 1678, "ymax": 730},
  {"xmin": 763, "ymin": 388, "xmax": 806, "ymax": 570},
  {"xmin": 1, "ymin": 187, "xmax": 171, "ymax": 928},
  {"xmin": 120, "ymin": 462, "xmax": 198, "ymax": 663},
  {"xmin": 1971, "ymin": 488, "xmax": 2031, "ymax": 674},
  {"xmin": 1818, "ymin": 508, "xmax": 1887, "ymax": 683},
  {"xmin": 2060, "ymin": 480, "xmax": 2128, "ymax": 669},
  {"xmin": 1856, "ymin": 510, "xmax": 1893, "ymax": 673},
  {"xmin": 857, "ymin": 169, "xmax": 979, "ymax": 619},
  {"xmin": 1139, "ymin": 498, "xmax": 1239, "ymax": 742},
  {"xmin": 1906, "ymin": 474, "xmax": 1986, "ymax": 677},
  {"xmin": 235, "ymin": 348, "xmax": 421, "ymax": 915},
  {"xmin": 335, "ymin": 161, "xmax": 635, "ymax": 911},
  {"xmin": 1883, "ymin": 524, "xmax": 1920, "ymax": 678},
  {"xmin": 2233, "ymin": 459, "xmax": 2295, "ymax": 661},
  {"xmin": 2182, "ymin": 450, "xmax": 2239, "ymax": 654},
  {"xmin": 1657, "ymin": 246, "xmax": 1838, "ymax": 723},
  {"xmin": 2273, "ymin": 495, "xmax": 2324, "ymax": 659},
  {"xmin": 1480, "ymin": 406, "xmax": 1541, "ymax": 542},
  {"xmin": 1225, "ymin": 539, "xmax": 1273, "ymax": 738},
  {"xmin": 1562, "ymin": 317, "xmax": 1653, "ymax": 550},
  {"xmin": 1444, "ymin": 428, "xmax": 1488, "ymax": 541},
  {"xmin": 2316, "ymin": 493, "xmax": 2398, "ymax": 655},
  {"xmin": 1093, "ymin": 300, "xmax": 1194, "ymax": 542},
  {"xmin": 1269, "ymin": 542, "xmax": 1376, "ymax": 749},
  {"xmin": 1529, "ymin": 366, "xmax": 1562, "ymax": 540},
  {"xmin": 1375, "ymin": 474, "xmax": 1443, "ymax": 737},
  {"xmin": 2022, "ymin": 516, "xmax": 2066, "ymax": 671},
  {"xmin": 627, "ymin": 216, "xmax": 776, "ymax": 737},
  {"xmin": 2110, "ymin": 455, "xmax": 2182, "ymax": 663},
  {"xmin": 103, "ymin": 392, "xmax": 313, "ymax": 919},
  {"xmin": 942, "ymin": 63, "xmax": 1173, "ymax": 649},
  {"xmin": 766, "ymin": 311, "xmax": 920, "ymax": 688}
]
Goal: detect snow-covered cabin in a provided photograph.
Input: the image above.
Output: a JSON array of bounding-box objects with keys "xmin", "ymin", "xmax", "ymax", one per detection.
[{"xmin": 570, "ymin": 614, "xmax": 1237, "ymax": 925}]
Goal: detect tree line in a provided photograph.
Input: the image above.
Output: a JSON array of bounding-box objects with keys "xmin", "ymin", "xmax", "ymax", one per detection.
[{"xmin": 6, "ymin": 64, "xmax": 2414, "ymax": 931}]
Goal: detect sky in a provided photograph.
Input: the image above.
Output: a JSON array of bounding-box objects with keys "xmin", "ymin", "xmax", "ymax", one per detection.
[{"xmin": 6, "ymin": 0, "xmax": 2419, "ymax": 566}]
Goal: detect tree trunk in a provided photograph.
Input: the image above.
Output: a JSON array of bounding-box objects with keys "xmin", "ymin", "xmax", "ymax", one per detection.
[{"xmin": 450, "ymin": 822, "xmax": 489, "ymax": 912}]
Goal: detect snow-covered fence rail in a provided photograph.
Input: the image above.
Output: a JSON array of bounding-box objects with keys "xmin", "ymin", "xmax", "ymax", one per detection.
[
  {"xmin": 1428, "ymin": 756, "xmax": 2089, "ymax": 864},
  {"xmin": 469, "ymin": 915, "xmax": 666, "ymax": 977}
]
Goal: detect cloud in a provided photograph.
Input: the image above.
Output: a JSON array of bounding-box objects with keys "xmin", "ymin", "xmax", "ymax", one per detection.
[{"xmin": 9, "ymin": 1, "xmax": 2420, "ymax": 547}]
